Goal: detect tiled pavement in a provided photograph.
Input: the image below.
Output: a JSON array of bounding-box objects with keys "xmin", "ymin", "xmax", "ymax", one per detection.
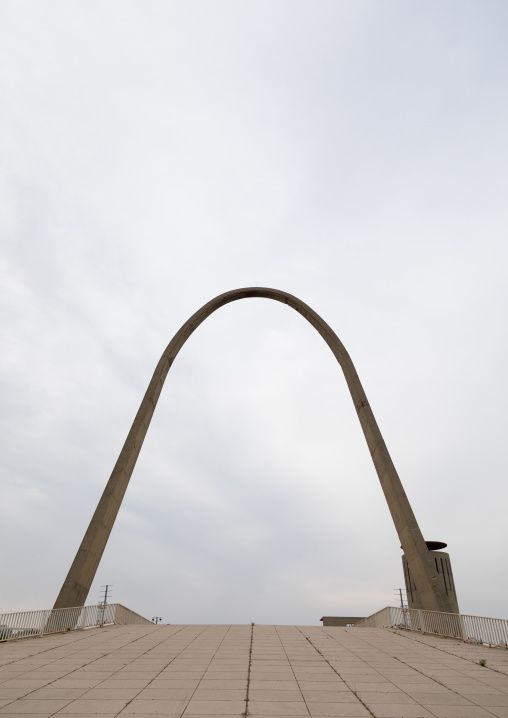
[{"xmin": 1, "ymin": 624, "xmax": 508, "ymax": 718}]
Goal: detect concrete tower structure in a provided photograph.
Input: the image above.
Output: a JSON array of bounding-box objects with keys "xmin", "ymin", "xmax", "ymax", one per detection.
[
  {"xmin": 54, "ymin": 288, "xmax": 459, "ymax": 614},
  {"xmin": 403, "ymin": 542, "xmax": 459, "ymax": 611}
]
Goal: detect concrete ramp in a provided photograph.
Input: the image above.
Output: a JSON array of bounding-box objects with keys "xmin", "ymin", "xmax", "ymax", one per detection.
[{"xmin": 1, "ymin": 623, "xmax": 507, "ymax": 716}]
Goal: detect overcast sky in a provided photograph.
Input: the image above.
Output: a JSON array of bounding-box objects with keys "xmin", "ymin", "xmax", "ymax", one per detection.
[{"xmin": 1, "ymin": 0, "xmax": 507, "ymax": 625}]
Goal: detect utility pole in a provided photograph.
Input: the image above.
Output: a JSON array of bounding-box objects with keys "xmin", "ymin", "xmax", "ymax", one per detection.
[
  {"xmin": 394, "ymin": 588, "xmax": 409, "ymax": 629},
  {"xmin": 395, "ymin": 587, "xmax": 406, "ymax": 609},
  {"xmin": 98, "ymin": 585, "xmax": 113, "ymax": 627},
  {"xmin": 152, "ymin": 616, "xmax": 162, "ymax": 625}
]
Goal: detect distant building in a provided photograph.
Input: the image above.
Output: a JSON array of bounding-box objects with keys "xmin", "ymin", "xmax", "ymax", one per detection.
[{"xmin": 320, "ymin": 616, "xmax": 365, "ymax": 627}]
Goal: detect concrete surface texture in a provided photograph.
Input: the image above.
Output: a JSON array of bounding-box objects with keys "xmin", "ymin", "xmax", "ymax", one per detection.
[
  {"xmin": 1, "ymin": 624, "xmax": 508, "ymax": 718},
  {"xmin": 402, "ymin": 552, "xmax": 459, "ymax": 613},
  {"xmin": 54, "ymin": 288, "xmax": 455, "ymax": 615}
]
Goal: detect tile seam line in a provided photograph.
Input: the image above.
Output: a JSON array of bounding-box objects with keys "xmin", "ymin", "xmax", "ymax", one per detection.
[
  {"xmin": 297, "ymin": 626, "xmax": 375, "ymax": 718},
  {"xmin": 340, "ymin": 628, "xmax": 500, "ymax": 718},
  {"xmin": 0, "ymin": 625, "xmax": 177, "ymax": 710},
  {"xmin": 243, "ymin": 623, "xmax": 254, "ymax": 717}
]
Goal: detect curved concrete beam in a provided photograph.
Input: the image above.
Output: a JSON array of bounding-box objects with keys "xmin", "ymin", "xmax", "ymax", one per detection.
[{"xmin": 54, "ymin": 287, "xmax": 451, "ymax": 612}]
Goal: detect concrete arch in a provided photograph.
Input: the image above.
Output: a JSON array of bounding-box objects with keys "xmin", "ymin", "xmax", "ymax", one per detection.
[{"xmin": 54, "ymin": 287, "xmax": 452, "ymax": 613}]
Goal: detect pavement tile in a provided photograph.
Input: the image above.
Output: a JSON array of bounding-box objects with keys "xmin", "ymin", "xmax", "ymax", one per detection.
[
  {"xmin": 78, "ymin": 669, "xmax": 117, "ymax": 676},
  {"xmin": 117, "ymin": 669, "xmax": 165, "ymax": 677},
  {"xmin": 342, "ymin": 675, "xmax": 386, "ymax": 684},
  {"xmin": 298, "ymin": 683, "xmax": 349, "ymax": 692},
  {"xmin": 425, "ymin": 707, "xmax": 497, "ymax": 717},
  {"xmin": 459, "ymin": 670, "xmax": 494, "ymax": 679},
  {"xmin": 365, "ymin": 706, "xmax": 434, "ymax": 718},
  {"xmin": 401, "ymin": 684, "xmax": 451, "ymax": 694},
  {"xmin": 374, "ymin": 669, "xmax": 416, "ymax": 675},
  {"xmin": 57, "ymin": 699, "xmax": 131, "ymax": 713},
  {"xmin": 99, "ymin": 679, "xmax": 153, "ymax": 688},
  {"xmin": 199, "ymin": 681, "xmax": 247, "ymax": 690},
  {"xmin": 250, "ymin": 682, "xmax": 299, "ymax": 690},
  {"xmin": 184, "ymin": 701, "xmax": 248, "ymax": 714},
  {"xmin": 24, "ymin": 688, "xmax": 89, "ymax": 700},
  {"xmin": 305, "ymin": 704, "xmax": 369, "ymax": 717},
  {"xmin": 295, "ymin": 675, "xmax": 338, "ymax": 683},
  {"xmin": 248, "ymin": 690, "xmax": 302, "ymax": 701},
  {"xmin": 461, "ymin": 686, "xmax": 507, "ymax": 695},
  {"xmin": 333, "ymin": 669, "xmax": 378, "ymax": 676},
  {"xmin": 437, "ymin": 678, "xmax": 482, "ymax": 688},
  {"xmin": 389, "ymin": 676, "xmax": 436, "ymax": 685},
  {"xmin": 136, "ymin": 685, "xmax": 193, "ymax": 702},
  {"xmin": 204, "ymin": 673, "xmax": 248, "ymax": 680},
  {"xmin": 46, "ymin": 679, "xmax": 104, "ymax": 688},
  {"xmin": 355, "ymin": 692, "xmax": 417, "ymax": 704},
  {"xmin": 478, "ymin": 679, "xmax": 508, "ymax": 689},
  {"xmin": 0, "ymin": 689, "xmax": 34, "ymax": 701},
  {"xmin": 21, "ymin": 672, "xmax": 70, "ymax": 680},
  {"xmin": 346, "ymin": 682, "xmax": 400, "ymax": 693},
  {"xmin": 120, "ymin": 699, "xmax": 188, "ymax": 714},
  {"xmin": 251, "ymin": 673, "xmax": 296, "ymax": 682},
  {"xmin": 300, "ymin": 691, "xmax": 358, "ymax": 704},
  {"xmin": 79, "ymin": 687, "xmax": 142, "ymax": 699},
  {"xmin": 191, "ymin": 690, "xmax": 247, "ymax": 701},
  {"xmin": 296, "ymin": 675, "xmax": 343, "ymax": 683},
  {"xmin": 0, "ymin": 680, "xmax": 49, "ymax": 690},
  {"xmin": 0, "ymin": 698, "xmax": 71, "ymax": 713},
  {"xmin": 473, "ymin": 695, "xmax": 508, "ymax": 706},
  {"xmin": 248, "ymin": 702, "xmax": 309, "ymax": 715},
  {"xmin": 417, "ymin": 693, "xmax": 476, "ymax": 705},
  {"xmin": 294, "ymin": 667, "xmax": 335, "ymax": 674},
  {"xmin": 58, "ymin": 672, "xmax": 110, "ymax": 681},
  {"xmin": 151, "ymin": 671, "xmax": 204, "ymax": 679}
]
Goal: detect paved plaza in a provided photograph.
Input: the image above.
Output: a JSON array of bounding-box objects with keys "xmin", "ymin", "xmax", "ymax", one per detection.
[{"xmin": 1, "ymin": 624, "xmax": 508, "ymax": 718}]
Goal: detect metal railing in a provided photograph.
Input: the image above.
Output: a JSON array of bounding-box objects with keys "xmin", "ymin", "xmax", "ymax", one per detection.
[
  {"xmin": 354, "ymin": 606, "xmax": 508, "ymax": 649},
  {"xmin": 0, "ymin": 603, "xmax": 152, "ymax": 642}
]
